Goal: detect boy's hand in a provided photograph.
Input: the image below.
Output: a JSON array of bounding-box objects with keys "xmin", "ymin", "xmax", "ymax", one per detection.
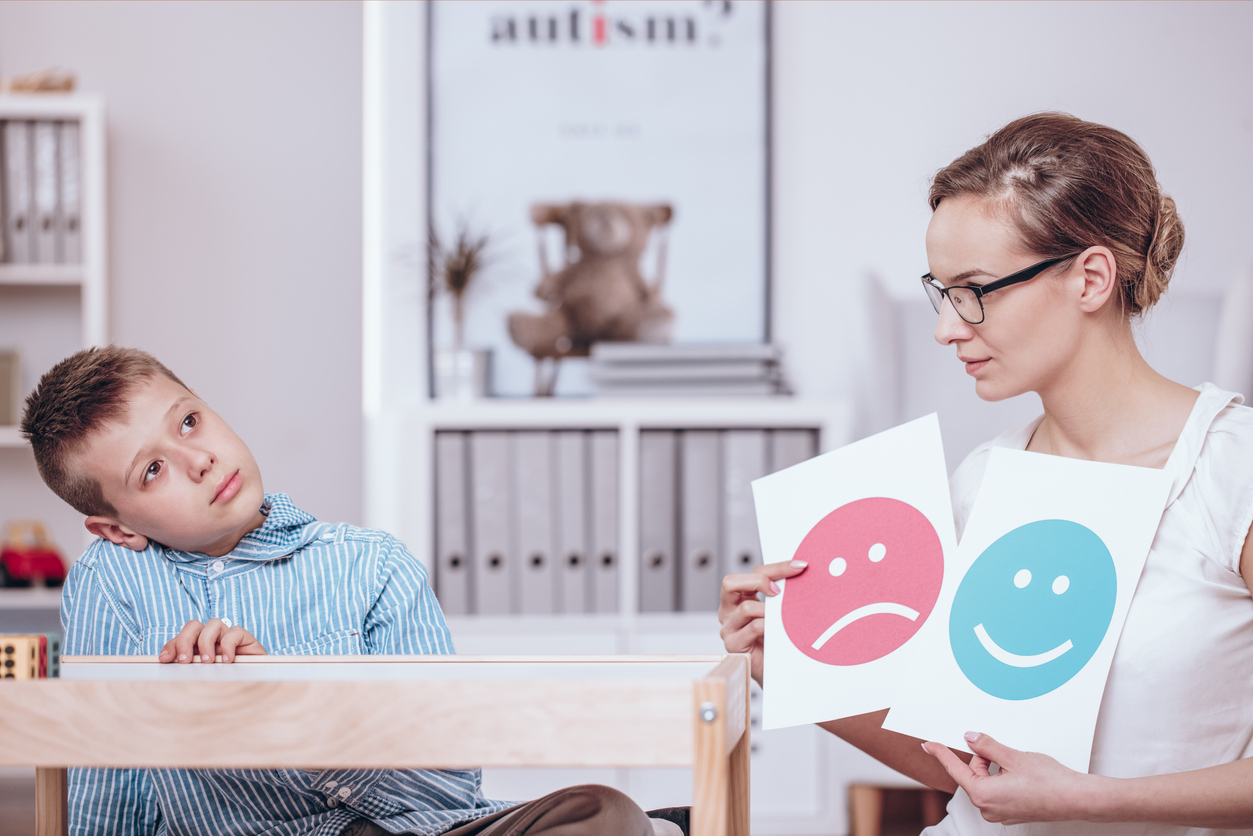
[{"xmin": 159, "ymin": 619, "xmax": 267, "ymax": 664}]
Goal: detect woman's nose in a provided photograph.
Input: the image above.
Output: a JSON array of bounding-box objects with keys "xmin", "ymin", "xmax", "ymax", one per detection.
[{"xmin": 934, "ymin": 298, "xmax": 974, "ymax": 345}]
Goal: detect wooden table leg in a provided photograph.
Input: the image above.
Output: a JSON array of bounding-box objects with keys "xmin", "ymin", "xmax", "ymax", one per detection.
[
  {"xmin": 35, "ymin": 767, "xmax": 68, "ymax": 836},
  {"xmin": 849, "ymin": 783, "xmax": 883, "ymax": 836}
]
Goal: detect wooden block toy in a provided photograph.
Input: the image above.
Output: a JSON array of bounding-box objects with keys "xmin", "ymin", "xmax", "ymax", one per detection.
[{"xmin": 0, "ymin": 635, "xmax": 44, "ymax": 680}]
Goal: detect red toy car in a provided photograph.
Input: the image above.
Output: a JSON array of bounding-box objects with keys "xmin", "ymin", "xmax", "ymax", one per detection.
[{"xmin": 0, "ymin": 521, "xmax": 67, "ymax": 588}]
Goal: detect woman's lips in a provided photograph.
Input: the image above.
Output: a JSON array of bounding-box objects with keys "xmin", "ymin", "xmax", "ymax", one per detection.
[
  {"xmin": 213, "ymin": 470, "xmax": 242, "ymax": 504},
  {"xmin": 962, "ymin": 358, "xmax": 990, "ymax": 375}
]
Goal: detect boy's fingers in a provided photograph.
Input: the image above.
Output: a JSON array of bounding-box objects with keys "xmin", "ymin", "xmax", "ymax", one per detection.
[
  {"xmin": 158, "ymin": 639, "xmax": 177, "ymax": 663},
  {"xmin": 172, "ymin": 620, "xmax": 204, "ymax": 664},
  {"xmin": 196, "ymin": 619, "xmax": 226, "ymax": 663}
]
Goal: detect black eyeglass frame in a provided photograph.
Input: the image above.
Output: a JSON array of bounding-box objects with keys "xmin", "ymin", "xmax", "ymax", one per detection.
[{"xmin": 922, "ymin": 253, "xmax": 1083, "ymax": 324}]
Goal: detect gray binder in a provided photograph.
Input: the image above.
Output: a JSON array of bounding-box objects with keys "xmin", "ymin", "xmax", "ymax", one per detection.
[
  {"xmin": 32, "ymin": 121, "xmax": 60, "ymax": 263},
  {"xmin": 589, "ymin": 431, "xmax": 620, "ymax": 613},
  {"xmin": 514, "ymin": 431, "xmax": 556, "ymax": 614},
  {"xmin": 433, "ymin": 431, "xmax": 471, "ymax": 616},
  {"xmin": 3, "ymin": 121, "xmax": 33, "ymax": 263},
  {"xmin": 722, "ymin": 429, "xmax": 768, "ymax": 575},
  {"xmin": 638, "ymin": 430, "xmax": 678, "ymax": 612},
  {"xmin": 768, "ymin": 428, "xmax": 818, "ymax": 473},
  {"xmin": 554, "ymin": 430, "xmax": 590, "ymax": 614},
  {"xmin": 679, "ymin": 430, "xmax": 721, "ymax": 611},
  {"xmin": 469, "ymin": 431, "xmax": 515, "ymax": 614},
  {"xmin": 58, "ymin": 121, "xmax": 81, "ymax": 264}
]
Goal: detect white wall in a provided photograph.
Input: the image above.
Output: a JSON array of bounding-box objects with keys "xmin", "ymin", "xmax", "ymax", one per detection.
[
  {"xmin": 773, "ymin": 0, "xmax": 1253, "ymax": 458},
  {"xmin": 0, "ymin": 1, "xmax": 364, "ymax": 535}
]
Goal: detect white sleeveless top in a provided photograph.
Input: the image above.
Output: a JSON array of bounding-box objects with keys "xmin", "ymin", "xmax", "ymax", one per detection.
[{"xmin": 928, "ymin": 383, "xmax": 1253, "ymax": 836}]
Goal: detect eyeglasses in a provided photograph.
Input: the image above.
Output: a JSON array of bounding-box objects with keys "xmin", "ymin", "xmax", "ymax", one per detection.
[{"xmin": 922, "ymin": 253, "xmax": 1082, "ymax": 324}]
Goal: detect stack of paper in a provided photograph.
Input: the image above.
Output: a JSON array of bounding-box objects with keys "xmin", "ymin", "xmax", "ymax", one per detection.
[{"xmin": 588, "ymin": 343, "xmax": 789, "ymax": 397}]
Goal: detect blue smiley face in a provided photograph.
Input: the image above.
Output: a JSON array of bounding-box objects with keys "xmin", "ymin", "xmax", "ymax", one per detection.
[{"xmin": 949, "ymin": 520, "xmax": 1116, "ymax": 700}]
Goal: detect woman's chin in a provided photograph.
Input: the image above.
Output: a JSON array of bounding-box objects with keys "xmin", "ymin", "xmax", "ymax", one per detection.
[{"xmin": 973, "ymin": 377, "xmax": 1024, "ymax": 403}]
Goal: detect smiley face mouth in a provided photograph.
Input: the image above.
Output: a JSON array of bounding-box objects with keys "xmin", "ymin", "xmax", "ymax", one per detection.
[
  {"xmin": 811, "ymin": 602, "xmax": 920, "ymax": 650},
  {"xmin": 974, "ymin": 623, "xmax": 1073, "ymax": 668}
]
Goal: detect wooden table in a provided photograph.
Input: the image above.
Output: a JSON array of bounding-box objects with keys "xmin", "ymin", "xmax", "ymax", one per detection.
[{"xmin": 0, "ymin": 654, "xmax": 750, "ymax": 836}]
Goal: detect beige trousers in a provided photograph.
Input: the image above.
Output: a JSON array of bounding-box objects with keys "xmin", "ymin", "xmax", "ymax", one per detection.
[{"xmin": 342, "ymin": 784, "xmax": 656, "ymax": 836}]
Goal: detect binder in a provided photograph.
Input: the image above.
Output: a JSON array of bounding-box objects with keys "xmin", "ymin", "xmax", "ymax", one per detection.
[
  {"xmin": 57, "ymin": 120, "xmax": 81, "ymax": 264},
  {"xmin": 589, "ymin": 430, "xmax": 620, "ymax": 613},
  {"xmin": 433, "ymin": 431, "xmax": 472, "ymax": 616},
  {"xmin": 768, "ymin": 428, "xmax": 818, "ymax": 473},
  {"xmin": 679, "ymin": 430, "xmax": 721, "ymax": 611},
  {"xmin": 553, "ymin": 430, "xmax": 590, "ymax": 614},
  {"xmin": 513, "ymin": 431, "xmax": 556, "ymax": 614},
  {"xmin": 469, "ymin": 431, "xmax": 515, "ymax": 614},
  {"xmin": 722, "ymin": 429, "xmax": 768, "ymax": 575},
  {"xmin": 638, "ymin": 430, "xmax": 678, "ymax": 612},
  {"xmin": 0, "ymin": 350, "xmax": 19, "ymax": 426},
  {"xmin": 3, "ymin": 121, "xmax": 34, "ymax": 263},
  {"xmin": 32, "ymin": 121, "xmax": 60, "ymax": 264}
]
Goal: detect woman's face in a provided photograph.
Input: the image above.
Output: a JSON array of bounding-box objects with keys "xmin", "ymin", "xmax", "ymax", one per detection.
[{"xmin": 926, "ymin": 195, "xmax": 1085, "ymax": 403}]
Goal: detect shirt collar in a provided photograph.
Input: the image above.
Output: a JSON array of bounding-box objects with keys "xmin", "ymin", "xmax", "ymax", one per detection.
[{"xmin": 162, "ymin": 493, "xmax": 319, "ymax": 565}]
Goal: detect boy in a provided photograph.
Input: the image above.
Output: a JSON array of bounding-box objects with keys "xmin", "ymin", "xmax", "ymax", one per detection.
[{"xmin": 22, "ymin": 345, "xmax": 683, "ymax": 836}]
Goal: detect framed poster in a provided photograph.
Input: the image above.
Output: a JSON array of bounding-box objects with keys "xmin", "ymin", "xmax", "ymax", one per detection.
[{"xmin": 428, "ymin": 0, "xmax": 771, "ymax": 397}]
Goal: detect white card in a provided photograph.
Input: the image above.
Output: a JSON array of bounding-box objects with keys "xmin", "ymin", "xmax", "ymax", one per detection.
[
  {"xmin": 884, "ymin": 447, "xmax": 1171, "ymax": 772},
  {"xmin": 757, "ymin": 414, "xmax": 957, "ymax": 729}
]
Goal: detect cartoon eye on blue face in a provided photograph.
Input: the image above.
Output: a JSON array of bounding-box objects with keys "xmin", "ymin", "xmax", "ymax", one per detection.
[{"xmin": 949, "ymin": 520, "xmax": 1117, "ymax": 700}]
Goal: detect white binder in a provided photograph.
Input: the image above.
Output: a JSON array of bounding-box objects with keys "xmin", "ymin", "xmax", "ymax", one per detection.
[
  {"xmin": 470, "ymin": 431, "xmax": 515, "ymax": 614},
  {"xmin": 768, "ymin": 428, "xmax": 818, "ymax": 473},
  {"xmin": 57, "ymin": 120, "xmax": 81, "ymax": 264},
  {"xmin": 554, "ymin": 430, "xmax": 590, "ymax": 614},
  {"xmin": 3, "ymin": 121, "xmax": 33, "ymax": 263},
  {"xmin": 433, "ymin": 431, "xmax": 471, "ymax": 616},
  {"xmin": 513, "ymin": 431, "xmax": 556, "ymax": 614},
  {"xmin": 589, "ymin": 431, "xmax": 620, "ymax": 613},
  {"xmin": 679, "ymin": 430, "xmax": 721, "ymax": 611},
  {"xmin": 638, "ymin": 430, "xmax": 678, "ymax": 612},
  {"xmin": 722, "ymin": 429, "xmax": 768, "ymax": 575},
  {"xmin": 32, "ymin": 121, "xmax": 60, "ymax": 263}
]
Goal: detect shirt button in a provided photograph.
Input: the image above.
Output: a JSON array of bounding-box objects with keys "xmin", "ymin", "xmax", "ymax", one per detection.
[
  {"xmin": 321, "ymin": 532, "xmax": 336, "ymax": 542},
  {"xmin": 337, "ymin": 787, "xmax": 352, "ymax": 799},
  {"xmin": 211, "ymin": 560, "xmax": 225, "ymax": 574},
  {"xmin": 326, "ymin": 798, "xmax": 339, "ymax": 808},
  {"xmin": 324, "ymin": 780, "xmax": 339, "ymax": 789},
  {"xmin": 220, "ymin": 618, "xmax": 233, "ymax": 628}
]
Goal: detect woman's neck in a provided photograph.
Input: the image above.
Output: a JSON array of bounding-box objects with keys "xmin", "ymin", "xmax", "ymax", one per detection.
[{"xmin": 1029, "ymin": 318, "xmax": 1199, "ymax": 468}]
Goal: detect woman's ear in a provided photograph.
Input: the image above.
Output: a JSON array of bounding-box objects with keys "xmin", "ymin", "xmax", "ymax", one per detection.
[
  {"xmin": 85, "ymin": 516, "xmax": 150, "ymax": 552},
  {"xmin": 1076, "ymin": 247, "xmax": 1119, "ymax": 313}
]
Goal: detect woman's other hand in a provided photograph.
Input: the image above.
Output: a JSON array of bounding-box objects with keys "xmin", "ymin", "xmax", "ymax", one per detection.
[
  {"xmin": 718, "ymin": 559, "xmax": 808, "ymax": 685},
  {"xmin": 923, "ymin": 732, "xmax": 1098, "ymax": 825}
]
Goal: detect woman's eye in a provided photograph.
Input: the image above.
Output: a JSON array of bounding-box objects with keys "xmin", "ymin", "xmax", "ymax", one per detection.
[
  {"xmin": 142, "ymin": 461, "xmax": 162, "ymax": 485},
  {"xmin": 181, "ymin": 413, "xmax": 198, "ymax": 435}
]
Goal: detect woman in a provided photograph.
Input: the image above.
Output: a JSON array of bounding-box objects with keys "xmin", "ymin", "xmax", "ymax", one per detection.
[{"xmin": 718, "ymin": 113, "xmax": 1253, "ymax": 834}]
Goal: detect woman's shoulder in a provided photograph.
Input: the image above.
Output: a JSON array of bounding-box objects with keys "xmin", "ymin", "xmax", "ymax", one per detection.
[{"xmin": 949, "ymin": 414, "xmax": 1043, "ymax": 538}]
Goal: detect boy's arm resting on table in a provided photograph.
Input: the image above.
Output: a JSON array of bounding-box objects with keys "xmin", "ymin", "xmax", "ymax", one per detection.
[
  {"xmin": 717, "ymin": 560, "xmax": 967, "ymax": 795},
  {"xmin": 362, "ymin": 534, "xmax": 455, "ymax": 655},
  {"xmin": 60, "ymin": 562, "xmax": 165, "ymax": 836}
]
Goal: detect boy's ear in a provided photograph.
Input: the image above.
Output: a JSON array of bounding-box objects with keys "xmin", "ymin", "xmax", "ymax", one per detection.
[{"xmin": 85, "ymin": 516, "xmax": 150, "ymax": 551}]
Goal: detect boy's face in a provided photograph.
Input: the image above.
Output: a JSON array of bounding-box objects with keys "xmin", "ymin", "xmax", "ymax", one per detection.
[{"xmin": 76, "ymin": 374, "xmax": 267, "ymax": 557}]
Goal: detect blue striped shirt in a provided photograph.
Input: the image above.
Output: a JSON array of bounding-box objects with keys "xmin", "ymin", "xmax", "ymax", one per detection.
[{"xmin": 60, "ymin": 493, "xmax": 514, "ymax": 836}]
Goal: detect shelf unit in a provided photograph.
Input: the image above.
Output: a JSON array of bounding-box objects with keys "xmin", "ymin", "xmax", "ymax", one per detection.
[{"xmin": 0, "ymin": 95, "xmax": 107, "ymax": 568}]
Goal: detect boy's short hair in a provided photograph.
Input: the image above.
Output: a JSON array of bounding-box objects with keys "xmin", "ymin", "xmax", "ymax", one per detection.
[{"xmin": 21, "ymin": 345, "xmax": 189, "ymax": 517}]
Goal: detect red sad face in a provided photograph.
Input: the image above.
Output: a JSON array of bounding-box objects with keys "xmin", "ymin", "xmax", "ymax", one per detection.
[{"xmin": 781, "ymin": 497, "xmax": 944, "ymax": 666}]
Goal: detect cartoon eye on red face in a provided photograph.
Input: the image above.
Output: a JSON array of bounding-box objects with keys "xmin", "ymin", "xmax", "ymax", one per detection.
[{"xmin": 781, "ymin": 497, "xmax": 944, "ymax": 666}]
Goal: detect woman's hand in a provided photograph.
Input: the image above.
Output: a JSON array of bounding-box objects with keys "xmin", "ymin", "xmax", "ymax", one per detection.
[
  {"xmin": 923, "ymin": 732, "xmax": 1098, "ymax": 825},
  {"xmin": 717, "ymin": 559, "xmax": 808, "ymax": 685},
  {"xmin": 159, "ymin": 618, "xmax": 267, "ymax": 664}
]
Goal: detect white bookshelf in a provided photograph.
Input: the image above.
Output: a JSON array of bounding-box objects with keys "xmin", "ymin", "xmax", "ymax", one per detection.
[{"xmin": 0, "ymin": 95, "xmax": 107, "ymax": 563}]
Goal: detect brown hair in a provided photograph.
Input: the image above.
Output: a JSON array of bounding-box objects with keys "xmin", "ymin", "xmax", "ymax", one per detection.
[
  {"xmin": 20, "ymin": 345, "xmax": 188, "ymax": 517},
  {"xmin": 929, "ymin": 112, "xmax": 1184, "ymax": 315}
]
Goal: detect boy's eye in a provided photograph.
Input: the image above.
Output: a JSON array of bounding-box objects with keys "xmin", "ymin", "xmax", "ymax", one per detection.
[
  {"xmin": 142, "ymin": 461, "xmax": 162, "ymax": 485},
  {"xmin": 180, "ymin": 413, "xmax": 198, "ymax": 435}
]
